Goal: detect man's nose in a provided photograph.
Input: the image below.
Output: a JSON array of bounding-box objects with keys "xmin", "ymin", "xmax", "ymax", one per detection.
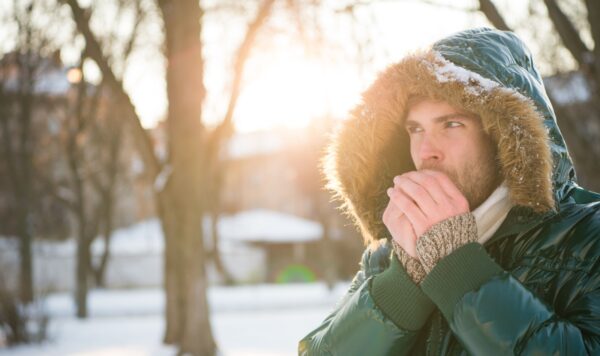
[{"xmin": 418, "ymin": 134, "xmax": 443, "ymax": 162}]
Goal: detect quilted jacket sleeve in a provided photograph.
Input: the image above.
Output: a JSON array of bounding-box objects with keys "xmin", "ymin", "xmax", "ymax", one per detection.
[
  {"xmin": 298, "ymin": 244, "xmax": 435, "ymax": 355},
  {"xmin": 419, "ymin": 239, "xmax": 600, "ymax": 355}
]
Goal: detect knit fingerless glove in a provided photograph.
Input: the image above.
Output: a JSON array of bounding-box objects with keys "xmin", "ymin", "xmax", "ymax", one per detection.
[
  {"xmin": 391, "ymin": 239, "xmax": 427, "ymax": 284},
  {"xmin": 416, "ymin": 212, "xmax": 478, "ymax": 274}
]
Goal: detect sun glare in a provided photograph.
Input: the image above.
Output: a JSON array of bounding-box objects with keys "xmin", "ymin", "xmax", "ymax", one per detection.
[
  {"xmin": 233, "ymin": 55, "xmax": 362, "ymax": 132},
  {"xmin": 126, "ymin": 0, "xmax": 491, "ymax": 131}
]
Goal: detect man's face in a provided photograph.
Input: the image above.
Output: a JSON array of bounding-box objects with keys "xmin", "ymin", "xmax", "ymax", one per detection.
[{"xmin": 404, "ymin": 99, "xmax": 502, "ymax": 210}]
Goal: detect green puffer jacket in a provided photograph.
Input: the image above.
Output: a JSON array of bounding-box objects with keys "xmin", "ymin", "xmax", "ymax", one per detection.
[{"xmin": 299, "ymin": 28, "xmax": 600, "ymax": 355}]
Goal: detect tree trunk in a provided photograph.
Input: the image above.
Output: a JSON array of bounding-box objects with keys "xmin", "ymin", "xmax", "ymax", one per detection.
[
  {"xmin": 16, "ymin": 94, "xmax": 34, "ymax": 303},
  {"xmin": 15, "ymin": 52, "xmax": 35, "ymax": 304},
  {"xmin": 159, "ymin": 185, "xmax": 215, "ymax": 355},
  {"xmin": 17, "ymin": 202, "xmax": 33, "ymax": 303},
  {"xmin": 157, "ymin": 0, "xmax": 215, "ymax": 353},
  {"xmin": 91, "ymin": 220, "xmax": 112, "ymax": 288},
  {"xmin": 75, "ymin": 224, "xmax": 89, "ymax": 318},
  {"xmin": 210, "ymin": 210, "xmax": 234, "ymax": 285},
  {"xmin": 90, "ymin": 127, "xmax": 120, "ymax": 289},
  {"xmin": 160, "ymin": 195, "xmax": 182, "ymax": 344},
  {"xmin": 0, "ymin": 104, "xmax": 34, "ymax": 303},
  {"xmin": 320, "ymin": 215, "xmax": 336, "ymax": 290}
]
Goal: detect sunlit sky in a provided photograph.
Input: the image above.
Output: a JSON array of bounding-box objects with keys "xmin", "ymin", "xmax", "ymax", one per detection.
[
  {"xmin": 128, "ymin": 0, "xmax": 490, "ymax": 131},
  {"xmin": 2, "ymin": 0, "xmax": 551, "ymax": 133}
]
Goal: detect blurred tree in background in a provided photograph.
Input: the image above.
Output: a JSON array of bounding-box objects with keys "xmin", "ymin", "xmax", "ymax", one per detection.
[
  {"xmin": 0, "ymin": 0, "xmax": 68, "ymax": 305},
  {"xmin": 63, "ymin": 0, "xmax": 276, "ymax": 354}
]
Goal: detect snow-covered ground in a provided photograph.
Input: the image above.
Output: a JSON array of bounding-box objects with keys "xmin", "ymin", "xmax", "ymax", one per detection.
[{"xmin": 1, "ymin": 282, "xmax": 349, "ymax": 356}]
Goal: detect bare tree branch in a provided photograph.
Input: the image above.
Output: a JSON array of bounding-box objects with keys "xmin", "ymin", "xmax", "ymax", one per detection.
[
  {"xmin": 585, "ymin": 0, "xmax": 600, "ymax": 85},
  {"xmin": 121, "ymin": 0, "xmax": 145, "ymax": 66},
  {"xmin": 478, "ymin": 0, "xmax": 511, "ymax": 31},
  {"xmin": 208, "ymin": 0, "xmax": 276, "ymax": 155},
  {"xmin": 543, "ymin": 0, "xmax": 591, "ymax": 69},
  {"xmin": 62, "ymin": 0, "xmax": 161, "ymax": 180}
]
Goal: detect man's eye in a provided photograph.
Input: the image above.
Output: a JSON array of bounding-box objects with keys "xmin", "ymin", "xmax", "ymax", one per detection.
[
  {"xmin": 406, "ymin": 126, "xmax": 422, "ymax": 134},
  {"xmin": 445, "ymin": 121, "xmax": 463, "ymax": 128}
]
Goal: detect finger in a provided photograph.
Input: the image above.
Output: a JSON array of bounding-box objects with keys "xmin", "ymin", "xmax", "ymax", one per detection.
[
  {"xmin": 382, "ymin": 195, "xmax": 402, "ymax": 225},
  {"xmin": 384, "ymin": 188, "xmax": 404, "ymax": 216},
  {"xmin": 388, "ymin": 187, "xmax": 428, "ymax": 234},
  {"xmin": 397, "ymin": 171, "xmax": 452, "ymax": 208},
  {"xmin": 392, "ymin": 175, "xmax": 438, "ymax": 218},
  {"xmin": 423, "ymin": 170, "xmax": 471, "ymax": 212},
  {"xmin": 420, "ymin": 170, "xmax": 464, "ymax": 200}
]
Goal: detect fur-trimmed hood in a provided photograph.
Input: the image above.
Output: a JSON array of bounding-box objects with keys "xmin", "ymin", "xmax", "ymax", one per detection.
[{"xmin": 324, "ymin": 28, "xmax": 576, "ymax": 245}]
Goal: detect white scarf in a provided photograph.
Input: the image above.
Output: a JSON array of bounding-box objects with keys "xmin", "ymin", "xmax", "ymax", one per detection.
[{"xmin": 471, "ymin": 182, "xmax": 513, "ymax": 245}]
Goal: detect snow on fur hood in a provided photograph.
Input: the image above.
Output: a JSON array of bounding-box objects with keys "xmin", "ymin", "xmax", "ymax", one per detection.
[{"xmin": 323, "ymin": 28, "xmax": 577, "ymax": 245}]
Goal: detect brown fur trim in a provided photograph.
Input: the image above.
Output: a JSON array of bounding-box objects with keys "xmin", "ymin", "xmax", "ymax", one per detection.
[{"xmin": 323, "ymin": 50, "xmax": 554, "ymax": 246}]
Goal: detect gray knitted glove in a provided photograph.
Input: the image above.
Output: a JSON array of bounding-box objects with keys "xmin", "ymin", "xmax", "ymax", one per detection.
[
  {"xmin": 392, "ymin": 239, "xmax": 427, "ymax": 284},
  {"xmin": 416, "ymin": 213, "xmax": 478, "ymax": 274}
]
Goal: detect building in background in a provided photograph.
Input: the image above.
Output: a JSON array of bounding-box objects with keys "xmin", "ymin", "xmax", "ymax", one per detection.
[{"xmin": 0, "ymin": 50, "xmax": 363, "ymax": 292}]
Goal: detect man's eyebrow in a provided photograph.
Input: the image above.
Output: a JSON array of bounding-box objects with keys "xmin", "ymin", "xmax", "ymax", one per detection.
[{"xmin": 404, "ymin": 112, "xmax": 476, "ymax": 127}]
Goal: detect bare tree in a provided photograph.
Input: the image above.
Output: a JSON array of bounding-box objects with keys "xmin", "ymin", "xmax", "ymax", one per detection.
[
  {"xmin": 63, "ymin": 0, "xmax": 276, "ymax": 353},
  {"xmin": 0, "ymin": 0, "xmax": 58, "ymax": 303},
  {"xmin": 87, "ymin": 96, "xmax": 128, "ymax": 288},
  {"xmin": 33, "ymin": 0, "xmax": 147, "ymax": 318},
  {"xmin": 64, "ymin": 56, "xmax": 103, "ymax": 318},
  {"xmin": 85, "ymin": 0, "xmax": 147, "ymax": 297}
]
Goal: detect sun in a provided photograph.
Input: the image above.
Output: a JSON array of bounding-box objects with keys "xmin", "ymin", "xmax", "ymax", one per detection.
[{"xmin": 233, "ymin": 53, "xmax": 362, "ymax": 132}]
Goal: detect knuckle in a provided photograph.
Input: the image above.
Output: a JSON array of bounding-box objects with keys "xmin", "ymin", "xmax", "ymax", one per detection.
[{"xmin": 394, "ymin": 175, "xmax": 406, "ymax": 186}]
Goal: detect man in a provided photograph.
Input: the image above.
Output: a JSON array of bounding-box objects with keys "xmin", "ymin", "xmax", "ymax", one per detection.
[{"xmin": 299, "ymin": 28, "xmax": 600, "ymax": 355}]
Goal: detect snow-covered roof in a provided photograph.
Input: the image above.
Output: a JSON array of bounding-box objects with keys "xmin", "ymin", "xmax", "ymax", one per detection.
[
  {"xmin": 0, "ymin": 209, "xmax": 323, "ymax": 257},
  {"xmin": 91, "ymin": 219, "xmax": 164, "ymax": 255},
  {"xmin": 218, "ymin": 209, "xmax": 322, "ymax": 243}
]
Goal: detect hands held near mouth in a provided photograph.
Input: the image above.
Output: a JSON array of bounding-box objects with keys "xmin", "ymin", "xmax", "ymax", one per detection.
[{"xmin": 382, "ymin": 170, "xmax": 470, "ymax": 259}]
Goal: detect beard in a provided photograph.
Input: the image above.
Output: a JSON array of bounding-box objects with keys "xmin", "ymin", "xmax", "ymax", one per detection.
[{"xmin": 421, "ymin": 155, "xmax": 502, "ymax": 210}]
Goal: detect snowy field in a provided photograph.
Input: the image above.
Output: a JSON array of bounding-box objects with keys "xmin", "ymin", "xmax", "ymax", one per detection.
[{"xmin": 1, "ymin": 282, "xmax": 349, "ymax": 356}]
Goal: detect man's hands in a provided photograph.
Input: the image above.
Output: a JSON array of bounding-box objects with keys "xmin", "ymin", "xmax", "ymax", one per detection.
[{"xmin": 382, "ymin": 170, "xmax": 470, "ymax": 258}]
